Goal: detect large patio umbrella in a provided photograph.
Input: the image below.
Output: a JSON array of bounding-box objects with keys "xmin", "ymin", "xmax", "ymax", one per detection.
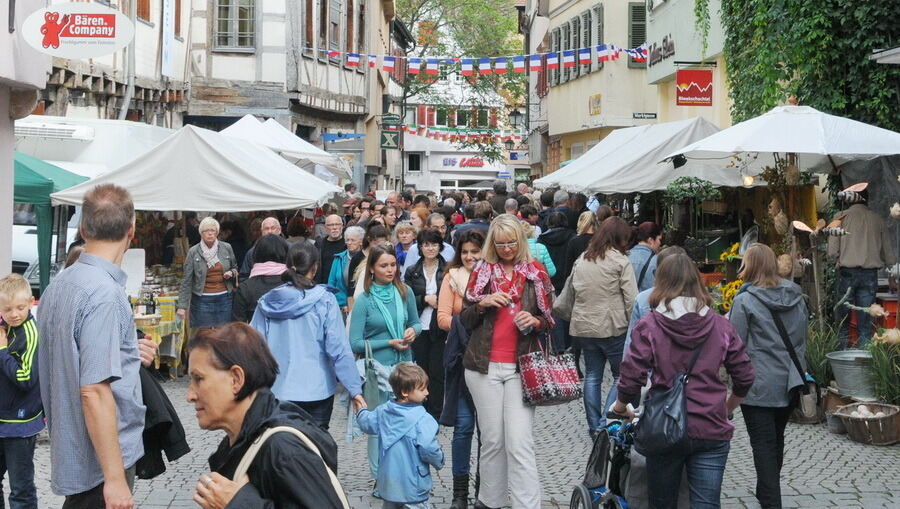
[{"xmin": 664, "ymin": 105, "xmax": 900, "ymax": 174}]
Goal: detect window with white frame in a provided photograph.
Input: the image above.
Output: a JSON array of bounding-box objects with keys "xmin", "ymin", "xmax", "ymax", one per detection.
[{"xmin": 215, "ymin": 0, "xmax": 255, "ymax": 50}]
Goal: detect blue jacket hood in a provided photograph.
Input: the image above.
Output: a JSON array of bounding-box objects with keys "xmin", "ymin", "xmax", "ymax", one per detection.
[
  {"xmin": 256, "ymin": 283, "xmax": 330, "ymax": 320},
  {"xmin": 379, "ymin": 401, "xmax": 430, "ymax": 448}
]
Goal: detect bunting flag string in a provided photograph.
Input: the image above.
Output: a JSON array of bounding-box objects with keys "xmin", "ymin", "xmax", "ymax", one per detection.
[
  {"xmin": 400, "ymin": 124, "xmax": 526, "ymax": 145},
  {"xmin": 312, "ymin": 43, "xmax": 648, "ymax": 76}
]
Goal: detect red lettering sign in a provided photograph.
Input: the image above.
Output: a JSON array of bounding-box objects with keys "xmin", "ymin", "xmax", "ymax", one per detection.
[
  {"xmin": 59, "ymin": 14, "xmax": 117, "ymax": 38},
  {"xmin": 675, "ymin": 69, "xmax": 713, "ymax": 107},
  {"xmin": 460, "ymin": 157, "xmax": 484, "ymax": 167}
]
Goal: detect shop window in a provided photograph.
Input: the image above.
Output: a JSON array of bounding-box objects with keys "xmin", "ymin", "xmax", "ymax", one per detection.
[
  {"xmin": 215, "ymin": 0, "xmax": 256, "ymax": 50},
  {"xmin": 628, "ymin": 2, "xmax": 646, "ymax": 68},
  {"xmin": 408, "ymin": 154, "xmax": 422, "ymax": 172}
]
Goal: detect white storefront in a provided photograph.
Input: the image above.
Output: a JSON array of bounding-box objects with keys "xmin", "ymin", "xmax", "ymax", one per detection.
[{"xmin": 402, "ymin": 133, "xmax": 508, "ymax": 193}]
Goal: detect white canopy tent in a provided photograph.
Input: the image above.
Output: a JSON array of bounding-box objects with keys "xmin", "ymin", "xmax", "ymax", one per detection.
[
  {"xmin": 221, "ymin": 115, "xmax": 352, "ymax": 180},
  {"xmin": 534, "ymin": 117, "xmax": 740, "ymax": 193},
  {"xmin": 51, "ymin": 125, "xmax": 341, "ymax": 211},
  {"xmin": 664, "ymin": 105, "xmax": 900, "ymax": 173}
]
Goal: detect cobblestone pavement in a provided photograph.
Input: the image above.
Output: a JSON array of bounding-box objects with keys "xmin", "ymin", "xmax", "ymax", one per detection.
[{"xmin": 30, "ymin": 375, "xmax": 899, "ymax": 508}]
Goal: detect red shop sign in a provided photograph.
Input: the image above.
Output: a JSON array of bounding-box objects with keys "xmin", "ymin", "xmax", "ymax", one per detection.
[
  {"xmin": 460, "ymin": 157, "xmax": 485, "ymax": 167},
  {"xmin": 675, "ymin": 69, "xmax": 713, "ymax": 107},
  {"xmin": 22, "ymin": 3, "xmax": 134, "ymax": 59}
]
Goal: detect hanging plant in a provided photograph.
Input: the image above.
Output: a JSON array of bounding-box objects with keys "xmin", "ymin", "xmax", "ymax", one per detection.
[
  {"xmin": 694, "ymin": 0, "xmax": 711, "ymax": 59},
  {"xmin": 665, "ymin": 176, "xmax": 721, "ymax": 203}
]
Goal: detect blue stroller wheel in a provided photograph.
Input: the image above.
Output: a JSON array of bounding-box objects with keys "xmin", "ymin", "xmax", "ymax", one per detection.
[{"xmin": 569, "ymin": 483, "xmax": 595, "ymax": 509}]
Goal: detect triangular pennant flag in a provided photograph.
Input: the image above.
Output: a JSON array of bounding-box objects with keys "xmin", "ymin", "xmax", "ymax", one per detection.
[
  {"xmin": 578, "ymin": 48, "xmax": 591, "ymax": 65},
  {"xmin": 546, "ymin": 52, "xmax": 559, "ymax": 69},
  {"xmin": 383, "ymin": 56, "xmax": 396, "ymax": 72},
  {"xmin": 494, "ymin": 57, "xmax": 508, "ymax": 75},
  {"xmin": 368, "ymin": 55, "xmax": 377, "ymax": 68},
  {"xmin": 512, "ymin": 56, "xmax": 526, "ymax": 73},
  {"xmin": 408, "ymin": 58, "xmax": 422, "ymax": 74},
  {"xmin": 562, "ymin": 49, "xmax": 576, "ymax": 68},
  {"xmin": 461, "ymin": 58, "xmax": 474, "ymax": 76},
  {"xmin": 425, "ymin": 58, "xmax": 440, "ymax": 75},
  {"xmin": 479, "ymin": 58, "xmax": 493, "ymax": 75},
  {"xmin": 529, "ymin": 54, "xmax": 542, "ymax": 71}
]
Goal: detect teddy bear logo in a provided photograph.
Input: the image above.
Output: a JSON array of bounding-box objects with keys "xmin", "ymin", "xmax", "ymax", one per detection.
[{"xmin": 40, "ymin": 12, "xmax": 71, "ymax": 49}]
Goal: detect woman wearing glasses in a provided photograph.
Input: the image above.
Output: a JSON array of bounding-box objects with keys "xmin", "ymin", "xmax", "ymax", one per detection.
[{"xmin": 460, "ymin": 214, "xmax": 555, "ymax": 509}]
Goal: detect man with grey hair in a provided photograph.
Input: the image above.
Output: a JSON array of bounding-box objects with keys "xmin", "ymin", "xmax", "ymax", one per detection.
[
  {"xmin": 400, "ymin": 213, "xmax": 455, "ymax": 280},
  {"xmin": 489, "ymin": 179, "xmax": 509, "ymax": 216},
  {"xmin": 240, "ymin": 217, "xmax": 282, "ymax": 280},
  {"xmin": 315, "ymin": 214, "xmax": 347, "ymax": 284},
  {"xmin": 517, "ymin": 182, "xmax": 531, "ymax": 195},
  {"xmin": 504, "ymin": 198, "xmax": 519, "ymax": 216},
  {"xmin": 38, "ymin": 184, "xmax": 157, "ymax": 509}
]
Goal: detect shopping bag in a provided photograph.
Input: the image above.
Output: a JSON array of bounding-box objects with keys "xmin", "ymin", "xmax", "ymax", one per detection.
[{"xmin": 518, "ymin": 337, "xmax": 582, "ymax": 406}]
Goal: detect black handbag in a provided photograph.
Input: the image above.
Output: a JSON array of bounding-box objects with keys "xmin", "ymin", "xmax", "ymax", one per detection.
[{"xmin": 633, "ymin": 336, "xmax": 707, "ymax": 456}]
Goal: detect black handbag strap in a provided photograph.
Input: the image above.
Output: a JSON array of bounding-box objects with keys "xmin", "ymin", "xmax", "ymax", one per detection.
[
  {"xmin": 637, "ymin": 252, "xmax": 656, "ymax": 289},
  {"xmin": 682, "ymin": 336, "xmax": 706, "ymax": 384},
  {"xmin": 746, "ymin": 293, "xmax": 809, "ymax": 388}
]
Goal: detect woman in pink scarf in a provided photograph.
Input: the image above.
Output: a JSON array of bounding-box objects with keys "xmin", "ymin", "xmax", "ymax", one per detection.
[{"xmin": 231, "ymin": 234, "xmax": 289, "ymax": 322}]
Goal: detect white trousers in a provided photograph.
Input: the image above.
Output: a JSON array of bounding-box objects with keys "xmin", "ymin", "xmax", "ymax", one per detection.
[{"xmin": 465, "ymin": 363, "xmax": 541, "ymax": 509}]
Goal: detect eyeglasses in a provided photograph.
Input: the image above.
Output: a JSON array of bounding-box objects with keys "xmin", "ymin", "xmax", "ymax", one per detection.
[{"xmin": 494, "ymin": 240, "xmax": 519, "ymax": 249}]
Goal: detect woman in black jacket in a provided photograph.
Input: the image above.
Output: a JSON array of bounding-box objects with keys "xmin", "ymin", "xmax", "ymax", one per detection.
[
  {"xmin": 189, "ymin": 323, "xmax": 347, "ymax": 509},
  {"xmin": 232, "ymin": 235, "xmax": 289, "ymax": 322},
  {"xmin": 538, "ymin": 211, "xmax": 576, "ymax": 294},
  {"xmin": 403, "ymin": 228, "xmax": 447, "ymax": 418}
]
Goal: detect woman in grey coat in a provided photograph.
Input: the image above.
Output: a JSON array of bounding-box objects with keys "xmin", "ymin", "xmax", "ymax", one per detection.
[
  {"xmin": 728, "ymin": 243, "xmax": 808, "ymax": 509},
  {"xmin": 177, "ymin": 217, "xmax": 239, "ymax": 328}
]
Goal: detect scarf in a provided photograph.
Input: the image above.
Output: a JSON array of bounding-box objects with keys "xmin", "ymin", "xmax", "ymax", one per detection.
[
  {"xmin": 200, "ymin": 240, "xmax": 220, "ymax": 269},
  {"xmin": 369, "ymin": 283, "xmax": 407, "ymax": 340},
  {"xmin": 447, "ymin": 267, "xmax": 472, "ymax": 298},
  {"xmin": 249, "ymin": 262, "xmax": 287, "ymax": 278},
  {"xmin": 466, "ymin": 260, "xmax": 555, "ymax": 328}
]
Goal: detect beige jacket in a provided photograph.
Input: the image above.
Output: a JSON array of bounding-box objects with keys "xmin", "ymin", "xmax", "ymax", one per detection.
[
  {"xmin": 561, "ymin": 249, "xmax": 637, "ymax": 339},
  {"xmin": 827, "ymin": 204, "xmax": 897, "ymax": 269}
]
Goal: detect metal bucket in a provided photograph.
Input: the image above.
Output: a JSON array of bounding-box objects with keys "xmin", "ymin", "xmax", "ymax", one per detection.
[{"xmin": 826, "ymin": 350, "xmax": 875, "ymax": 400}]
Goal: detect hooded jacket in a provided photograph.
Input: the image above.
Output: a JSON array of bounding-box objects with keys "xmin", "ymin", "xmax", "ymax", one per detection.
[
  {"xmin": 356, "ymin": 400, "xmax": 444, "ymax": 504},
  {"xmin": 0, "ymin": 314, "xmax": 44, "ymax": 438},
  {"xmin": 728, "ymin": 279, "xmax": 808, "ymax": 407},
  {"xmin": 538, "ymin": 226, "xmax": 576, "ymax": 292},
  {"xmin": 618, "ymin": 298, "xmax": 755, "ymax": 442},
  {"xmin": 251, "ymin": 284, "xmax": 362, "ymax": 402},
  {"xmin": 210, "ymin": 389, "xmax": 345, "ymax": 509}
]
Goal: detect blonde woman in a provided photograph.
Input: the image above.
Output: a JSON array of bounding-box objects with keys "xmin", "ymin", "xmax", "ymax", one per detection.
[
  {"xmin": 393, "ymin": 220, "xmax": 418, "ymax": 268},
  {"xmin": 177, "ymin": 216, "xmax": 238, "ymax": 328},
  {"xmin": 461, "ymin": 214, "xmax": 554, "ymax": 509}
]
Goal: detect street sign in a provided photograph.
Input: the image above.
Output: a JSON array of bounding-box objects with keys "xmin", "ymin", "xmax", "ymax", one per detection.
[
  {"xmin": 382, "ymin": 115, "xmax": 400, "ymax": 124},
  {"xmin": 497, "ymin": 171, "xmax": 512, "ymax": 179},
  {"xmin": 381, "ymin": 131, "xmax": 399, "ymax": 149}
]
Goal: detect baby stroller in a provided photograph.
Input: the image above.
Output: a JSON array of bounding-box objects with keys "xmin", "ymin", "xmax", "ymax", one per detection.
[{"xmin": 569, "ymin": 417, "xmax": 635, "ymax": 509}]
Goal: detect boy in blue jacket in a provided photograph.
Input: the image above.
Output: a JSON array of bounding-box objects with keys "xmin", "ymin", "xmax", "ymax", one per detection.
[
  {"xmin": 357, "ymin": 362, "xmax": 444, "ymax": 509},
  {"xmin": 0, "ymin": 274, "xmax": 43, "ymax": 508}
]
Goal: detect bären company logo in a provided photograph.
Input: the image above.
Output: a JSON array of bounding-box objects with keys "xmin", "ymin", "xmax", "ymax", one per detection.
[{"xmin": 22, "ymin": 3, "xmax": 134, "ymax": 59}]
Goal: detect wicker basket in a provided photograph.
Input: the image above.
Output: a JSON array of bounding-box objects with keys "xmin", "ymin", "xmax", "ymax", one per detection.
[
  {"xmin": 833, "ymin": 403, "xmax": 899, "ymax": 446},
  {"xmin": 134, "ymin": 314, "xmax": 162, "ymax": 328}
]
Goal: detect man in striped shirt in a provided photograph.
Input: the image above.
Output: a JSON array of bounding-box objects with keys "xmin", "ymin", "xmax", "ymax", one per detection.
[{"xmin": 0, "ymin": 273, "xmax": 43, "ymax": 508}]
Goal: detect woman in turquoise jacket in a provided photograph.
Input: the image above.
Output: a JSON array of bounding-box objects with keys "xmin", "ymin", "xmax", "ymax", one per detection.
[
  {"xmin": 524, "ymin": 220, "xmax": 557, "ymax": 277},
  {"xmin": 349, "ymin": 241, "xmax": 422, "ymax": 481}
]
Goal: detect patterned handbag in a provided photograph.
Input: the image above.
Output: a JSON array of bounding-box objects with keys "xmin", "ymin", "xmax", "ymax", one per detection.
[{"xmin": 518, "ymin": 336, "xmax": 583, "ymax": 407}]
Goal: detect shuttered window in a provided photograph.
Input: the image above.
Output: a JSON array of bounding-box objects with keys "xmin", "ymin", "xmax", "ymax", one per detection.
[
  {"xmin": 592, "ymin": 4, "xmax": 604, "ymax": 71},
  {"xmin": 561, "ymin": 23, "xmax": 570, "ymax": 83},
  {"xmin": 581, "ymin": 10, "xmax": 592, "ymax": 75},
  {"xmin": 550, "ymin": 28, "xmax": 560, "ymax": 86},
  {"xmin": 628, "ymin": 2, "xmax": 646, "ymax": 68},
  {"xmin": 571, "ymin": 17, "xmax": 580, "ymax": 78}
]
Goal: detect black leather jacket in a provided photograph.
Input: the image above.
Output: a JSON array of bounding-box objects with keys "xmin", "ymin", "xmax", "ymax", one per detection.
[{"xmin": 404, "ymin": 257, "xmax": 446, "ymax": 315}]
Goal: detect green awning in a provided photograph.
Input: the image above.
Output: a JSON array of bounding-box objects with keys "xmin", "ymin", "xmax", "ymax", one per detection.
[{"xmin": 13, "ymin": 152, "xmax": 89, "ymax": 291}]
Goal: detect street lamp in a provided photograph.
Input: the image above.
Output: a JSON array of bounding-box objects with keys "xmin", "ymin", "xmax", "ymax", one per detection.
[
  {"xmin": 505, "ymin": 139, "xmax": 515, "ymax": 151},
  {"xmin": 508, "ymin": 109, "xmax": 524, "ymax": 128}
]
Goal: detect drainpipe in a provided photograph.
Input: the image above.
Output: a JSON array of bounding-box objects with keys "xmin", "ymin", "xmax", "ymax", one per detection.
[{"xmin": 118, "ymin": 0, "xmax": 136, "ymax": 120}]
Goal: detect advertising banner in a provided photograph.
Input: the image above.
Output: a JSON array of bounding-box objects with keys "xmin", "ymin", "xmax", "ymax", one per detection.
[
  {"xmin": 675, "ymin": 69, "xmax": 713, "ymax": 106},
  {"xmin": 161, "ymin": 0, "xmax": 176, "ymax": 77},
  {"xmin": 22, "ymin": 3, "xmax": 135, "ymax": 59}
]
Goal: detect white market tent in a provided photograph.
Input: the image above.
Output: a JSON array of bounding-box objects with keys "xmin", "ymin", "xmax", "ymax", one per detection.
[
  {"xmin": 51, "ymin": 125, "xmax": 341, "ymax": 211},
  {"xmin": 221, "ymin": 115, "xmax": 352, "ymax": 180},
  {"xmin": 664, "ymin": 105, "xmax": 900, "ymax": 173},
  {"xmin": 533, "ymin": 117, "xmax": 744, "ymax": 194}
]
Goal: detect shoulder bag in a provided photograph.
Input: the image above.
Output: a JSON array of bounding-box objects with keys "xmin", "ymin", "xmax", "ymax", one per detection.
[
  {"xmin": 518, "ymin": 334, "xmax": 583, "ymax": 406},
  {"xmin": 633, "ymin": 334, "xmax": 707, "ymax": 456},
  {"xmin": 363, "ymin": 340, "xmax": 384, "ymax": 410},
  {"xmin": 746, "ymin": 294, "xmax": 822, "ymax": 423},
  {"xmin": 232, "ymin": 425, "xmax": 350, "ymax": 509},
  {"xmin": 637, "ymin": 252, "xmax": 656, "ymax": 289}
]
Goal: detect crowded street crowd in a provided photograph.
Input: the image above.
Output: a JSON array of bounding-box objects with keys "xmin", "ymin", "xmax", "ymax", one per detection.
[{"xmin": 0, "ymin": 179, "xmax": 894, "ymax": 509}]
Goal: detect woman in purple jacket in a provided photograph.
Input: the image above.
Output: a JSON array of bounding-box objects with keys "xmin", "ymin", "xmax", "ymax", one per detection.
[{"xmin": 612, "ymin": 253, "xmax": 755, "ymax": 509}]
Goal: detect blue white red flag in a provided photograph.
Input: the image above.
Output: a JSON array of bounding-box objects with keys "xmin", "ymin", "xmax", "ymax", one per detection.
[
  {"xmin": 494, "ymin": 57, "xmax": 508, "ymax": 74},
  {"xmin": 461, "ymin": 58, "xmax": 474, "ymax": 75},
  {"xmin": 408, "ymin": 58, "xmax": 422, "ymax": 74},
  {"xmin": 512, "ymin": 56, "xmax": 526, "ymax": 73},
  {"xmin": 479, "ymin": 58, "xmax": 493, "ymax": 75},
  {"xmin": 578, "ymin": 48, "xmax": 591, "ymax": 65},
  {"xmin": 562, "ymin": 50, "xmax": 576, "ymax": 68},
  {"xmin": 529, "ymin": 54, "xmax": 542, "ymax": 71},
  {"xmin": 383, "ymin": 57, "xmax": 396, "ymax": 71},
  {"xmin": 426, "ymin": 58, "xmax": 439, "ymax": 74},
  {"xmin": 546, "ymin": 52, "xmax": 559, "ymax": 69}
]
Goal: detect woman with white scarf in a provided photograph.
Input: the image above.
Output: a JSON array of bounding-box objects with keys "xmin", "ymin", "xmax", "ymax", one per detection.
[
  {"xmin": 436, "ymin": 229, "xmax": 485, "ymax": 509},
  {"xmin": 177, "ymin": 216, "xmax": 239, "ymax": 328}
]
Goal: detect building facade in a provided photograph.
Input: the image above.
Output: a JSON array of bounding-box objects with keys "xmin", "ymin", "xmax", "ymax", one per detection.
[
  {"xmin": 518, "ymin": 0, "xmax": 550, "ymax": 179},
  {"xmin": 544, "ymin": 0, "xmax": 657, "ymax": 173},
  {"xmin": 645, "ymin": 0, "xmax": 731, "ymax": 127}
]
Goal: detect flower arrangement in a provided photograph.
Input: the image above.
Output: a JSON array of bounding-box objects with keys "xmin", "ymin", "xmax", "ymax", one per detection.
[
  {"xmin": 712, "ymin": 278, "xmax": 744, "ymax": 313},
  {"xmin": 719, "ymin": 242, "xmax": 741, "ymax": 262}
]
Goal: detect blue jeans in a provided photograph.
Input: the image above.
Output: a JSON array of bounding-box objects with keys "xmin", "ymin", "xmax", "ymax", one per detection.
[
  {"xmin": 645, "ymin": 439, "xmax": 730, "ymax": 509},
  {"xmin": 835, "ymin": 267, "xmax": 878, "ymax": 348},
  {"xmin": 451, "ymin": 395, "xmax": 476, "ymax": 477},
  {"xmin": 0, "ymin": 436, "xmax": 37, "ymax": 509},
  {"xmin": 580, "ymin": 335, "xmax": 625, "ymax": 432}
]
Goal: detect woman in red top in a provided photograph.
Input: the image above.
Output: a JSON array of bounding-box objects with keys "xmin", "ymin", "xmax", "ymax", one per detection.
[{"xmin": 460, "ymin": 214, "xmax": 555, "ymax": 509}]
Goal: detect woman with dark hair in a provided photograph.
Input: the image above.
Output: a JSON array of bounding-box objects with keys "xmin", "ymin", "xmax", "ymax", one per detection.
[
  {"xmin": 404, "ymin": 228, "xmax": 448, "ymax": 418},
  {"xmin": 232, "ymin": 234, "xmax": 289, "ymax": 322},
  {"xmin": 436, "ymin": 229, "xmax": 485, "ymax": 509},
  {"xmin": 461, "ymin": 215, "xmax": 554, "ymax": 509},
  {"xmin": 286, "ymin": 215, "xmax": 313, "ymax": 245},
  {"xmin": 221, "ymin": 220, "xmax": 250, "ymax": 268},
  {"xmin": 564, "ymin": 210, "xmax": 602, "ymax": 275},
  {"xmin": 729, "ymin": 244, "xmax": 808, "ymax": 509},
  {"xmin": 250, "ymin": 241, "xmax": 364, "ymax": 430},
  {"xmin": 629, "ymin": 221, "xmax": 663, "ymax": 292},
  {"xmin": 348, "ymin": 242, "xmax": 422, "ymax": 481},
  {"xmin": 613, "ymin": 254, "xmax": 755, "ymax": 509},
  {"xmin": 188, "ymin": 323, "xmax": 347, "ymax": 509},
  {"xmin": 537, "ymin": 211, "xmax": 576, "ymax": 294},
  {"xmin": 559, "ymin": 216, "xmax": 638, "ymax": 435},
  {"xmin": 347, "ymin": 223, "xmax": 390, "ymax": 309}
]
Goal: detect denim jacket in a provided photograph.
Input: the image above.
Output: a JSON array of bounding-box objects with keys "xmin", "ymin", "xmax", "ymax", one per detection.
[{"xmin": 178, "ymin": 241, "xmax": 237, "ymax": 308}]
